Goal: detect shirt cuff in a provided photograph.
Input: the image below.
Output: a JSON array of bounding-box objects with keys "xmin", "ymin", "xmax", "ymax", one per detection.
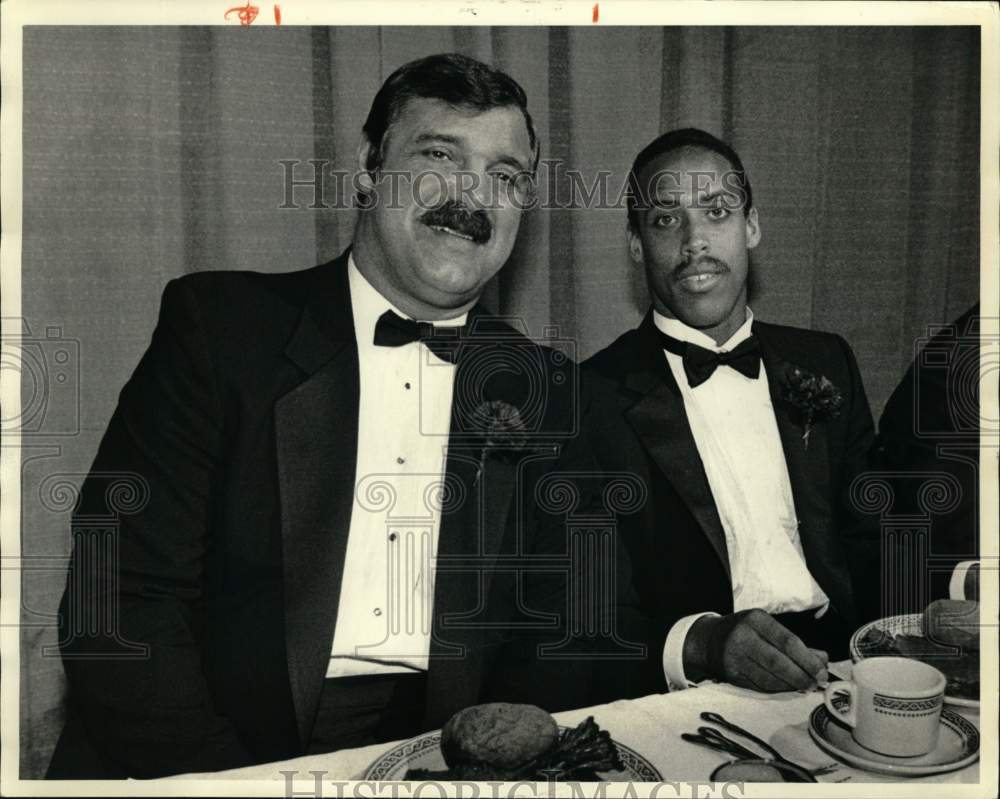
[
  {"xmin": 949, "ymin": 561, "xmax": 978, "ymax": 600},
  {"xmin": 662, "ymin": 612, "xmax": 720, "ymax": 691}
]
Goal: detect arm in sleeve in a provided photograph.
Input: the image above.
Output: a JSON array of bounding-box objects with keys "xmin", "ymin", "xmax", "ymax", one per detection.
[
  {"xmin": 662, "ymin": 612, "xmax": 721, "ymax": 691},
  {"xmin": 832, "ymin": 334, "xmax": 882, "ymax": 624},
  {"xmin": 487, "ymin": 376, "xmax": 666, "ymax": 709},
  {"xmin": 57, "ymin": 276, "xmax": 254, "ymax": 778}
]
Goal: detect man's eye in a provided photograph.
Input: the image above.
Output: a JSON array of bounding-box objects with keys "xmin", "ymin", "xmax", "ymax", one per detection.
[
  {"xmin": 653, "ymin": 214, "xmax": 678, "ymax": 228},
  {"xmin": 492, "ymin": 171, "xmax": 534, "ymax": 198},
  {"xmin": 708, "ymin": 206, "xmax": 731, "ymax": 220},
  {"xmin": 425, "ymin": 149, "xmax": 452, "ymax": 161}
]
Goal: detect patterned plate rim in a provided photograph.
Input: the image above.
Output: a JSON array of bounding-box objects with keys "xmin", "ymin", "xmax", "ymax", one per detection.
[
  {"xmin": 849, "ymin": 613, "xmax": 980, "ymax": 708},
  {"xmin": 808, "ymin": 702, "xmax": 980, "ymax": 777},
  {"xmin": 364, "ymin": 727, "xmax": 663, "ymax": 782}
]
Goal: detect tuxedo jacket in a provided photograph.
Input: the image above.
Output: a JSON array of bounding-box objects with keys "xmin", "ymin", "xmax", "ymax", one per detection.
[
  {"xmin": 871, "ymin": 303, "xmax": 980, "ymax": 605},
  {"xmin": 577, "ymin": 312, "xmax": 882, "ymax": 698},
  {"xmin": 50, "ymin": 251, "xmax": 581, "ymax": 779}
]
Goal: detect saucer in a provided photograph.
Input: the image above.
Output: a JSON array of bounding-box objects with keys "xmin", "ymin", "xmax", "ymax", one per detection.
[{"xmin": 808, "ymin": 704, "xmax": 979, "ymax": 777}]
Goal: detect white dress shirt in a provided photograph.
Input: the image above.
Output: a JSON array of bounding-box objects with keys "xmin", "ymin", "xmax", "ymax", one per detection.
[
  {"xmin": 656, "ymin": 308, "xmax": 830, "ymax": 690},
  {"xmin": 326, "ymin": 255, "xmax": 465, "ymax": 678}
]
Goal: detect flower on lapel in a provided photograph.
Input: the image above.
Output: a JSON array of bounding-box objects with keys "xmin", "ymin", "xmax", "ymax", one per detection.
[
  {"xmin": 472, "ymin": 400, "xmax": 528, "ymax": 484},
  {"xmin": 781, "ymin": 365, "xmax": 845, "ymax": 449}
]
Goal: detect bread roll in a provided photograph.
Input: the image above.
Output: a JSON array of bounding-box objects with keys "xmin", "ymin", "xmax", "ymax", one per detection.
[
  {"xmin": 923, "ymin": 598, "xmax": 979, "ymax": 650},
  {"xmin": 440, "ymin": 703, "xmax": 559, "ymax": 769}
]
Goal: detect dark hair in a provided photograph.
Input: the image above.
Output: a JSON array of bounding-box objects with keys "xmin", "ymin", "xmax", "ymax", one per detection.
[
  {"xmin": 361, "ymin": 52, "xmax": 538, "ymax": 173},
  {"xmin": 626, "ymin": 128, "xmax": 753, "ymax": 229}
]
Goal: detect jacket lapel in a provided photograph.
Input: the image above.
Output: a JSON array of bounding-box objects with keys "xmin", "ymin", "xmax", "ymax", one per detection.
[
  {"xmin": 756, "ymin": 325, "xmax": 852, "ymax": 615},
  {"xmin": 275, "ymin": 252, "xmax": 360, "ymax": 749},
  {"xmin": 623, "ymin": 314, "xmax": 731, "ymax": 579},
  {"xmin": 425, "ymin": 310, "xmax": 529, "ymax": 725}
]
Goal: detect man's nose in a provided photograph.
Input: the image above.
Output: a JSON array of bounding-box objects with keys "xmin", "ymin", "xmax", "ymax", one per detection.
[
  {"xmin": 450, "ymin": 160, "xmax": 494, "ymax": 211},
  {"xmin": 681, "ymin": 218, "xmax": 709, "ymax": 258}
]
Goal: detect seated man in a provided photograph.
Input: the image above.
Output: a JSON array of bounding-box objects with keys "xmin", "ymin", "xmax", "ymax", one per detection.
[
  {"xmin": 582, "ymin": 128, "xmax": 881, "ymax": 695},
  {"xmin": 871, "ymin": 304, "xmax": 981, "ymax": 606},
  {"xmin": 48, "ymin": 53, "xmax": 581, "ymax": 778}
]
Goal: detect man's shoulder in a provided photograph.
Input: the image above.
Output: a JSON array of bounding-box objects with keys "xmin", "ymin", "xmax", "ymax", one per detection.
[
  {"xmin": 754, "ymin": 320, "xmax": 852, "ymax": 359},
  {"xmin": 754, "ymin": 320, "xmax": 864, "ymax": 396},
  {"xmin": 151, "ymin": 256, "xmax": 351, "ymax": 370},
  {"xmin": 162, "ymin": 257, "xmax": 343, "ymax": 315},
  {"xmin": 465, "ymin": 312, "xmax": 576, "ymax": 371},
  {"xmin": 582, "ymin": 326, "xmax": 645, "ymax": 381},
  {"xmin": 463, "ymin": 313, "xmax": 581, "ymax": 426}
]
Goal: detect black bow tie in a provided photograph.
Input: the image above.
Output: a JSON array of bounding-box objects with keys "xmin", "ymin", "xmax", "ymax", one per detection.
[
  {"xmin": 373, "ymin": 309, "xmax": 463, "ymax": 364},
  {"xmin": 657, "ymin": 330, "xmax": 761, "ymax": 388}
]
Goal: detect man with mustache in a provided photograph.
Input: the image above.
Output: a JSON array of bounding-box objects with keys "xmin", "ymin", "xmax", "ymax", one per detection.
[
  {"xmin": 49, "ymin": 52, "xmax": 579, "ymax": 778},
  {"xmin": 580, "ymin": 128, "xmax": 883, "ymax": 695}
]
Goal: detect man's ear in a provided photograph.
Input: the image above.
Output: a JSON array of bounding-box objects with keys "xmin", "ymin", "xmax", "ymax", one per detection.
[
  {"xmin": 356, "ymin": 137, "xmax": 377, "ymax": 193},
  {"xmin": 627, "ymin": 225, "xmax": 644, "ymax": 265},
  {"xmin": 745, "ymin": 207, "xmax": 762, "ymax": 249}
]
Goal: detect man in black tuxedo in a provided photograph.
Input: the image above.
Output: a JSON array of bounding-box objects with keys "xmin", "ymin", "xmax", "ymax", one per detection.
[
  {"xmin": 871, "ymin": 304, "xmax": 981, "ymax": 606},
  {"xmin": 581, "ymin": 128, "xmax": 883, "ymax": 697},
  {"xmin": 49, "ymin": 53, "xmax": 580, "ymax": 778}
]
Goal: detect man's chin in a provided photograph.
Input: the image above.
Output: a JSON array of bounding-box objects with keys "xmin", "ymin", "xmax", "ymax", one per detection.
[
  {"xmin": 412, "ymin": 267, "xmax": 489, "ymax": 308},
  {"xmin": 669, "ymin": 297, "xmax": 743, "ymax": 332},
  {"xmin": 686, "ymin": 314, "xmax": 751, "ymax": 348},
  {"xmin": 416, "ymin": 253, "xmax": 506, "ymax": 295}
]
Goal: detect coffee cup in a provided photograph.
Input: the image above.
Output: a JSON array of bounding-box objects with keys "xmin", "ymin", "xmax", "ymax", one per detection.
[{"xmin": 823, "ymin": 656, "xmax": 945, "ymax": 757}]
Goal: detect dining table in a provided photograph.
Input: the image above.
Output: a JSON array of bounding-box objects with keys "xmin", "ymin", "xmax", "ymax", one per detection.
[{"xmin": 165, "ymin": 661, "xmax": 981, "ymax": 787}]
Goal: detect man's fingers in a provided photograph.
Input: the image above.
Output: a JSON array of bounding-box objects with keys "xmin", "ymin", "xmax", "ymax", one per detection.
[
  {"xmin": 746, "ymin": 641, "xmax": 815, "ymax": 691},
  {"xmin": 729, "ymin": 659, "xmax": 785, "ymax": 693},
  {"xmin": 777, "ymin": 631, "xmax": 827, "ymax": 684},
  {"xmin": 751, "ymin": 613, "xmax": 827, "ymax": 685},
  {"xmin": 718, "ymin": 610, "xmax": 832, "ymax": 691},
  {"xmin": 727, "ymin": 621, "xmax": 812, "ymax": 691},
  {"xmin": 808, "ymin": 647, "xmax": 830, "ymax": 686}
]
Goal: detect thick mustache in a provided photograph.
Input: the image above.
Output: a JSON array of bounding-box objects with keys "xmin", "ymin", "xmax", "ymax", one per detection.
[
  {"xmin": 674, "ymin": 256, "xmax": 729, "ymax": 280},
  {"xmin": 419, "ymin": 203, "xmax": 492, "ymax": 245}
]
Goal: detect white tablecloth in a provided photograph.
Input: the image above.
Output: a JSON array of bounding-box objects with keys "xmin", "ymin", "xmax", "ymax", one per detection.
[{"xmin": 167, "ymin": 664, "xmax": 980, "ymax": 786}]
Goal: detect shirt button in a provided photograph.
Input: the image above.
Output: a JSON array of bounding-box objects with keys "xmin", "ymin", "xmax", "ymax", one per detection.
[
  {"xmin": 373, "ymin": 607, "xmax": 382, "ymax": 617},
  {"xmin": 389, "ymin": 532, "xmax": 398, "ymax": 542},
  {"xmin": 404, "ymin": 382, "xmax": 411, "ymax": 390},
  {"xmin": 396, "ymin": 456, "xmax": 405, "ymax": 465}
]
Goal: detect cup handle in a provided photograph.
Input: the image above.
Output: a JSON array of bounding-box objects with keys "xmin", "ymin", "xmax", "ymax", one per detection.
[{"xmin": 824, "ymin": 682, "xmax": 857, "ymax": 728}]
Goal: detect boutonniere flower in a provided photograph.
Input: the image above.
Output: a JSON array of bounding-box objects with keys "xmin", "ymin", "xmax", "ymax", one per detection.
[
  {"xmin": 782, "ymin": 365, "xmax": 844, "ymax": 449},
  {"xmin": 473, "ymin": 399, "xmax": 528, "ymax": 484}
]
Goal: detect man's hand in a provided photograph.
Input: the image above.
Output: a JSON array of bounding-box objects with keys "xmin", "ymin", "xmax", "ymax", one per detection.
[{"xmin": 684, "ymin": 609, "xmax": 829, "ymax": 692}]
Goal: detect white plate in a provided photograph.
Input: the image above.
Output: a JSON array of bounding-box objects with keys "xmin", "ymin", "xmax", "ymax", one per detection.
[
  {"xmin": 808, "ymin": 703, "xmax": 979, "ymax": 777},
  {"xmin": 363, "ymin": 728, "xmax": 663, "ymax": 782},
  {"xmin": 850, "ymin": 614, "xmax": 980, "ymax": 709}
]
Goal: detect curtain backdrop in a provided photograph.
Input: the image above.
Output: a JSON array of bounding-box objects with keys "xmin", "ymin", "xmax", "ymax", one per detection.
[{"xmin": 18, "ymin": 25, "xmax": 980, "ymax": 777}]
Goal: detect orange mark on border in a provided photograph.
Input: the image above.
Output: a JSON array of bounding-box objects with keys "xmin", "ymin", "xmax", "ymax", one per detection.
[
  {"xmin": 592, "ymin": 3, "xmax": 599, "ymax": 22},
  {"xmin": 274, "ymin": 4, "xmax": 282, "ymax": 24},
  {"xmin": 224, "ymin": 2, "xmax": 260, "ymax": 25}
]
